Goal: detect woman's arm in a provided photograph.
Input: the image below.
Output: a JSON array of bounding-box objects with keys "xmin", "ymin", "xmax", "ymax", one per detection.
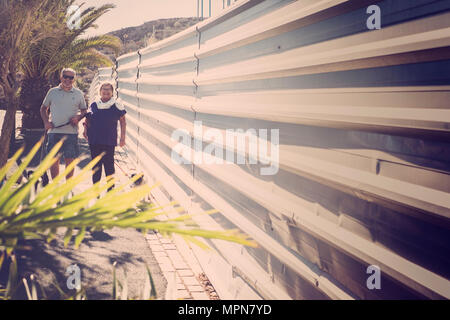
[
  {"xmin": 119, "ymin": 115, "xmax": 126, "ymax": 147},
  {"xmin": 82, "ymin": 118, "xmax": 89, "ymax": 142}
]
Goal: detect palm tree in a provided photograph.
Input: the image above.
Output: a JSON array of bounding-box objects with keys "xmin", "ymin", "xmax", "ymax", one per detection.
[
  {"xmin": 19, "ymin": 1, "xmax": 122, "ymax": 130},
  {"xmin": 0, "ymin": 0, "xmax": 56, "ymax": 168}
]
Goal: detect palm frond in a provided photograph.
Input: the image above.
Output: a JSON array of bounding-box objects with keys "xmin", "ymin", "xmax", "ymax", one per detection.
[
  {"xmin": 75, "ymin": 4, "xmax": 116, "ymax": 36},
  {"xmin": 0, "ymin": 139, "xmax": 257, "ymax": 256},
  {"xmin": 52, "ymin": 35, "xmax": 121, "ymax": 72},
  {"xmin": 38, "ymin": 3, "xmax": 116, "ymax": 76},
  {"xmin": 70, "ymin": 35, "xmax": 122, "ymax": 55},
  {"xmin": 69, "ymin": 50, "xmax": 115, "ymax": 69}
]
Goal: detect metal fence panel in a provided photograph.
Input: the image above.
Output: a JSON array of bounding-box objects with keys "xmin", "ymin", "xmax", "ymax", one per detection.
[{"xmin": 90, "ymin": 0, "xmax": 450, "ymax": 300}]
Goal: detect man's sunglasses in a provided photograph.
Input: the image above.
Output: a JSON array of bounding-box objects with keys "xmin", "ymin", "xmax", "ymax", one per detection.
[{"xmin": 62, "ymin": 75, "xmax": 75, "ymax": 80}]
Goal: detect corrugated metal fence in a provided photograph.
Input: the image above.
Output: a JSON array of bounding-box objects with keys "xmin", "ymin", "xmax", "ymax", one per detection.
[{"xmin": 91, "ymin": 0, "xmax": 450, "ymax": 299}]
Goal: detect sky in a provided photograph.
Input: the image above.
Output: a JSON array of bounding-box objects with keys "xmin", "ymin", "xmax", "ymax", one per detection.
[{"xmin": 76, "ymin": 0, "xmax": 224, "ymax": 37}]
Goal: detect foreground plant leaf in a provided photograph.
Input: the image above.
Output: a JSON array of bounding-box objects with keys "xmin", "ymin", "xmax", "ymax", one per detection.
[{"xmin": 0, "ymin": 139, "xmax": 257, "ymax": 254}]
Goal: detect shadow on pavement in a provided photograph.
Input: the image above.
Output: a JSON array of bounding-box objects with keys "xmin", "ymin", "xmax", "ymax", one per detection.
[{"xmin": 0, "ymin": 227, "xmax": 166, "ymax": 300}]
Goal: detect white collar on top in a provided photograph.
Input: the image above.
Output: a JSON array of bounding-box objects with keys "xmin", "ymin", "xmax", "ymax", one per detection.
[{"xmin": 95, "ymin": 97, "xmax": 124, "ymax": 110}]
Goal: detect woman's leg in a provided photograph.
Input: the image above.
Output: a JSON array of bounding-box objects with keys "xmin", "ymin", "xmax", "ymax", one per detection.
[
  {"xmin": 90, "ymin": 144, "xmax": 103, "ymax": 184},
  {"xmin": 103, "ymin": 145, "xmax": 116, "ymax": 191}
]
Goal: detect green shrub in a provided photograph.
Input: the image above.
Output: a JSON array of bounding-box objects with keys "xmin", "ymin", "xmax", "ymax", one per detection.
[{"xmin": 0, "ymin": 137, "xmax": 256, "ymax": 299}]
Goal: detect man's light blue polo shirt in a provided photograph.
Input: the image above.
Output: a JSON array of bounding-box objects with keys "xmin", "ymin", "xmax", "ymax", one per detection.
[{"xmin": 42, "ymin": 85, "xmax": 87, "ymax": 134}]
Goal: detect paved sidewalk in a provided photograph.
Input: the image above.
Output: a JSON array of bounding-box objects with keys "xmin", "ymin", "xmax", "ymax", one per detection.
[
  {"xmin": 114, "ymin": 144, "xmax": 219, "ymax": 300},
  {"xmin": 145, "ymin": 231, "xmax": 219, "ymax": 300},
  {"xmin": 10, "ymin": 226, "xmax": 168, "ymax": 299}
]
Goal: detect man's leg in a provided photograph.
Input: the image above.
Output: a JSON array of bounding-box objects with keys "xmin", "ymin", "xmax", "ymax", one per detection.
[
  {"xmin": 46, "ymin": 133, "xmax": 60, "ymax": 179},
  {"xmin": 64, "ymin": 158, "xmax": 75, "ymax": 179},
  {"xmin": 63, "ymin": 134, "xmax": 80, "ymax": 180},
  {"xmin": 49, "ymin": 157, "xmax": 60, "ymax": 179}
]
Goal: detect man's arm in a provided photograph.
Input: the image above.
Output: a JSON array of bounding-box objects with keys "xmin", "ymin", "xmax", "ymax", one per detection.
[
  {"xmin": 40, "ymin": 105, "xmax": 53, "ymax": 130},
  {"xmin": 119, "ymin": 115, "xmax": 126, "ymax": 147},
  {"xmin": 69, "ymin": 107, "xmax": 87, "ymax": 126},
  {"xmin": 70, "ymin": 94, "xmax": 88, "ymax": 126}
]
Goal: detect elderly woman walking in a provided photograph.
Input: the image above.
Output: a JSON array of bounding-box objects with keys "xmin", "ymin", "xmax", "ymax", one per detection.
[{"xmin": 83, "ymin": 82, "xmax": 126, "ymax": 189}]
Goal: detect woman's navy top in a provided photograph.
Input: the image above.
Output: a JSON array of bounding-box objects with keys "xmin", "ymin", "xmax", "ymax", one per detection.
[{"xmin": 86, "ymin": 102, "xmax": 126, "ymax": 146}]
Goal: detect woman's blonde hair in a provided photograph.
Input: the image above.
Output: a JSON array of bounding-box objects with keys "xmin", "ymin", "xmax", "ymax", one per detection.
[{"xmin": 99, "ymin": 82, "xmax": 114, "ymax": 92}]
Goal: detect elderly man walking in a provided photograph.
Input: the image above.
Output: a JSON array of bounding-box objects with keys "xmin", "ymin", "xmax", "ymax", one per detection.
[{"xmin": 40, "ymin": 68, "xmax": 87, "ymax": 179}]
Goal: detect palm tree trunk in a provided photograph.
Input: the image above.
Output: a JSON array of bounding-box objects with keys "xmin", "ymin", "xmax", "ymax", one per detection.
[
  {"xmin": 0, "ymin": 90, "xmax": 17, "ymax": 168},
  {"xmin": 20, "ymin": 76, "xmax": 50, "ymax": 130}
]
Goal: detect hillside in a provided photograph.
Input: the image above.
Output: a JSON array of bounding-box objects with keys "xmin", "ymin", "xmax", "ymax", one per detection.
[
  {"xmin": 76, "ymin": 17, "xmax": 201, "ymax": 93},
  {"xmin": 108, "ymin": 17, "xmax": 201, "ymax": 55}
]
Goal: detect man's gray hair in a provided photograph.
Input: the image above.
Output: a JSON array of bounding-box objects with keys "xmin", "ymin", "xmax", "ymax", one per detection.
[{"xmin": 60, "ymin": 68, "xmax": 77, "ymax": 77}]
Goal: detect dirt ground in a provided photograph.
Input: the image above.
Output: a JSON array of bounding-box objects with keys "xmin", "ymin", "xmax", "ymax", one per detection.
[{"xmin": 0, "ymin": 130, "xmax": 167, "ymax": 300}]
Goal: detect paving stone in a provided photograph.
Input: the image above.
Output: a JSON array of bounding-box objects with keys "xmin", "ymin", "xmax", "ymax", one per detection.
[
  {"xmin": 152, "ymin": 251, "xmax": 168, "ymax": 258},
  {"xmin": 174, "ymin": 264, "xmax": 190, "ymax": 270},
  {"xmin": 170, "ymin": 255, "xmax": 186, "ymax": 263},
  {"xmin": 191, "ymin": 292, "xmax": 209, "ymax": 300},
  {"xmin": 177, "ymin": 269, "xmax": 194, "ymax": 277},
  {"xmin": 155, "ymin": 256, "xmax": 172, "ymax": 265},
  {"xmin": 167, "ymin": 255, "xmax": 188, "ymax": 268},
  {"xmin": 182, "ymin": 276, "xmax": 200, "ymax": 286},
  {"xmin": 176, "ymin": 289, "xmax": 191, "ymax": 299},
  {"xmin": 160, "ymin": 238, "xmax": 173, "ymax": 244},
  {"xmin": 187, "ymin": 285, "xmax": 205, "ymax": 292},
  {"xmin": 146, "ymin": 234, "xmax": 158, "ymax": 240},
  {"xmin": 147, "ymin": 240, "xmax": 161, "ymax": 246},
  {"xmin": 172, "ymin": 260, "xmax": 189, "ymax": 270},
  {"xmin": 166, "ymin": 250, "xmax": 182, "ymax": 260},
  {"xmin": 159, "ymin": 263, "xmax": 175, "ymax": 272},
  {"xmin": 162, "ymin": 272, "xmax": 176, "ymax": 282},
  {"xmin": 177, "ymin": 283, "xmax": 186, "ymax": 290},
  {"xmin": 162, "ymin": 244, "xmax": 177, "ymax": 250},
  {"xmin": 164, "ymin": 271, "xmax": 177, "ymax": 281},
  {"xmin": 149, "ymin": 244, "xmax": 164, "ymax": 252}
]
